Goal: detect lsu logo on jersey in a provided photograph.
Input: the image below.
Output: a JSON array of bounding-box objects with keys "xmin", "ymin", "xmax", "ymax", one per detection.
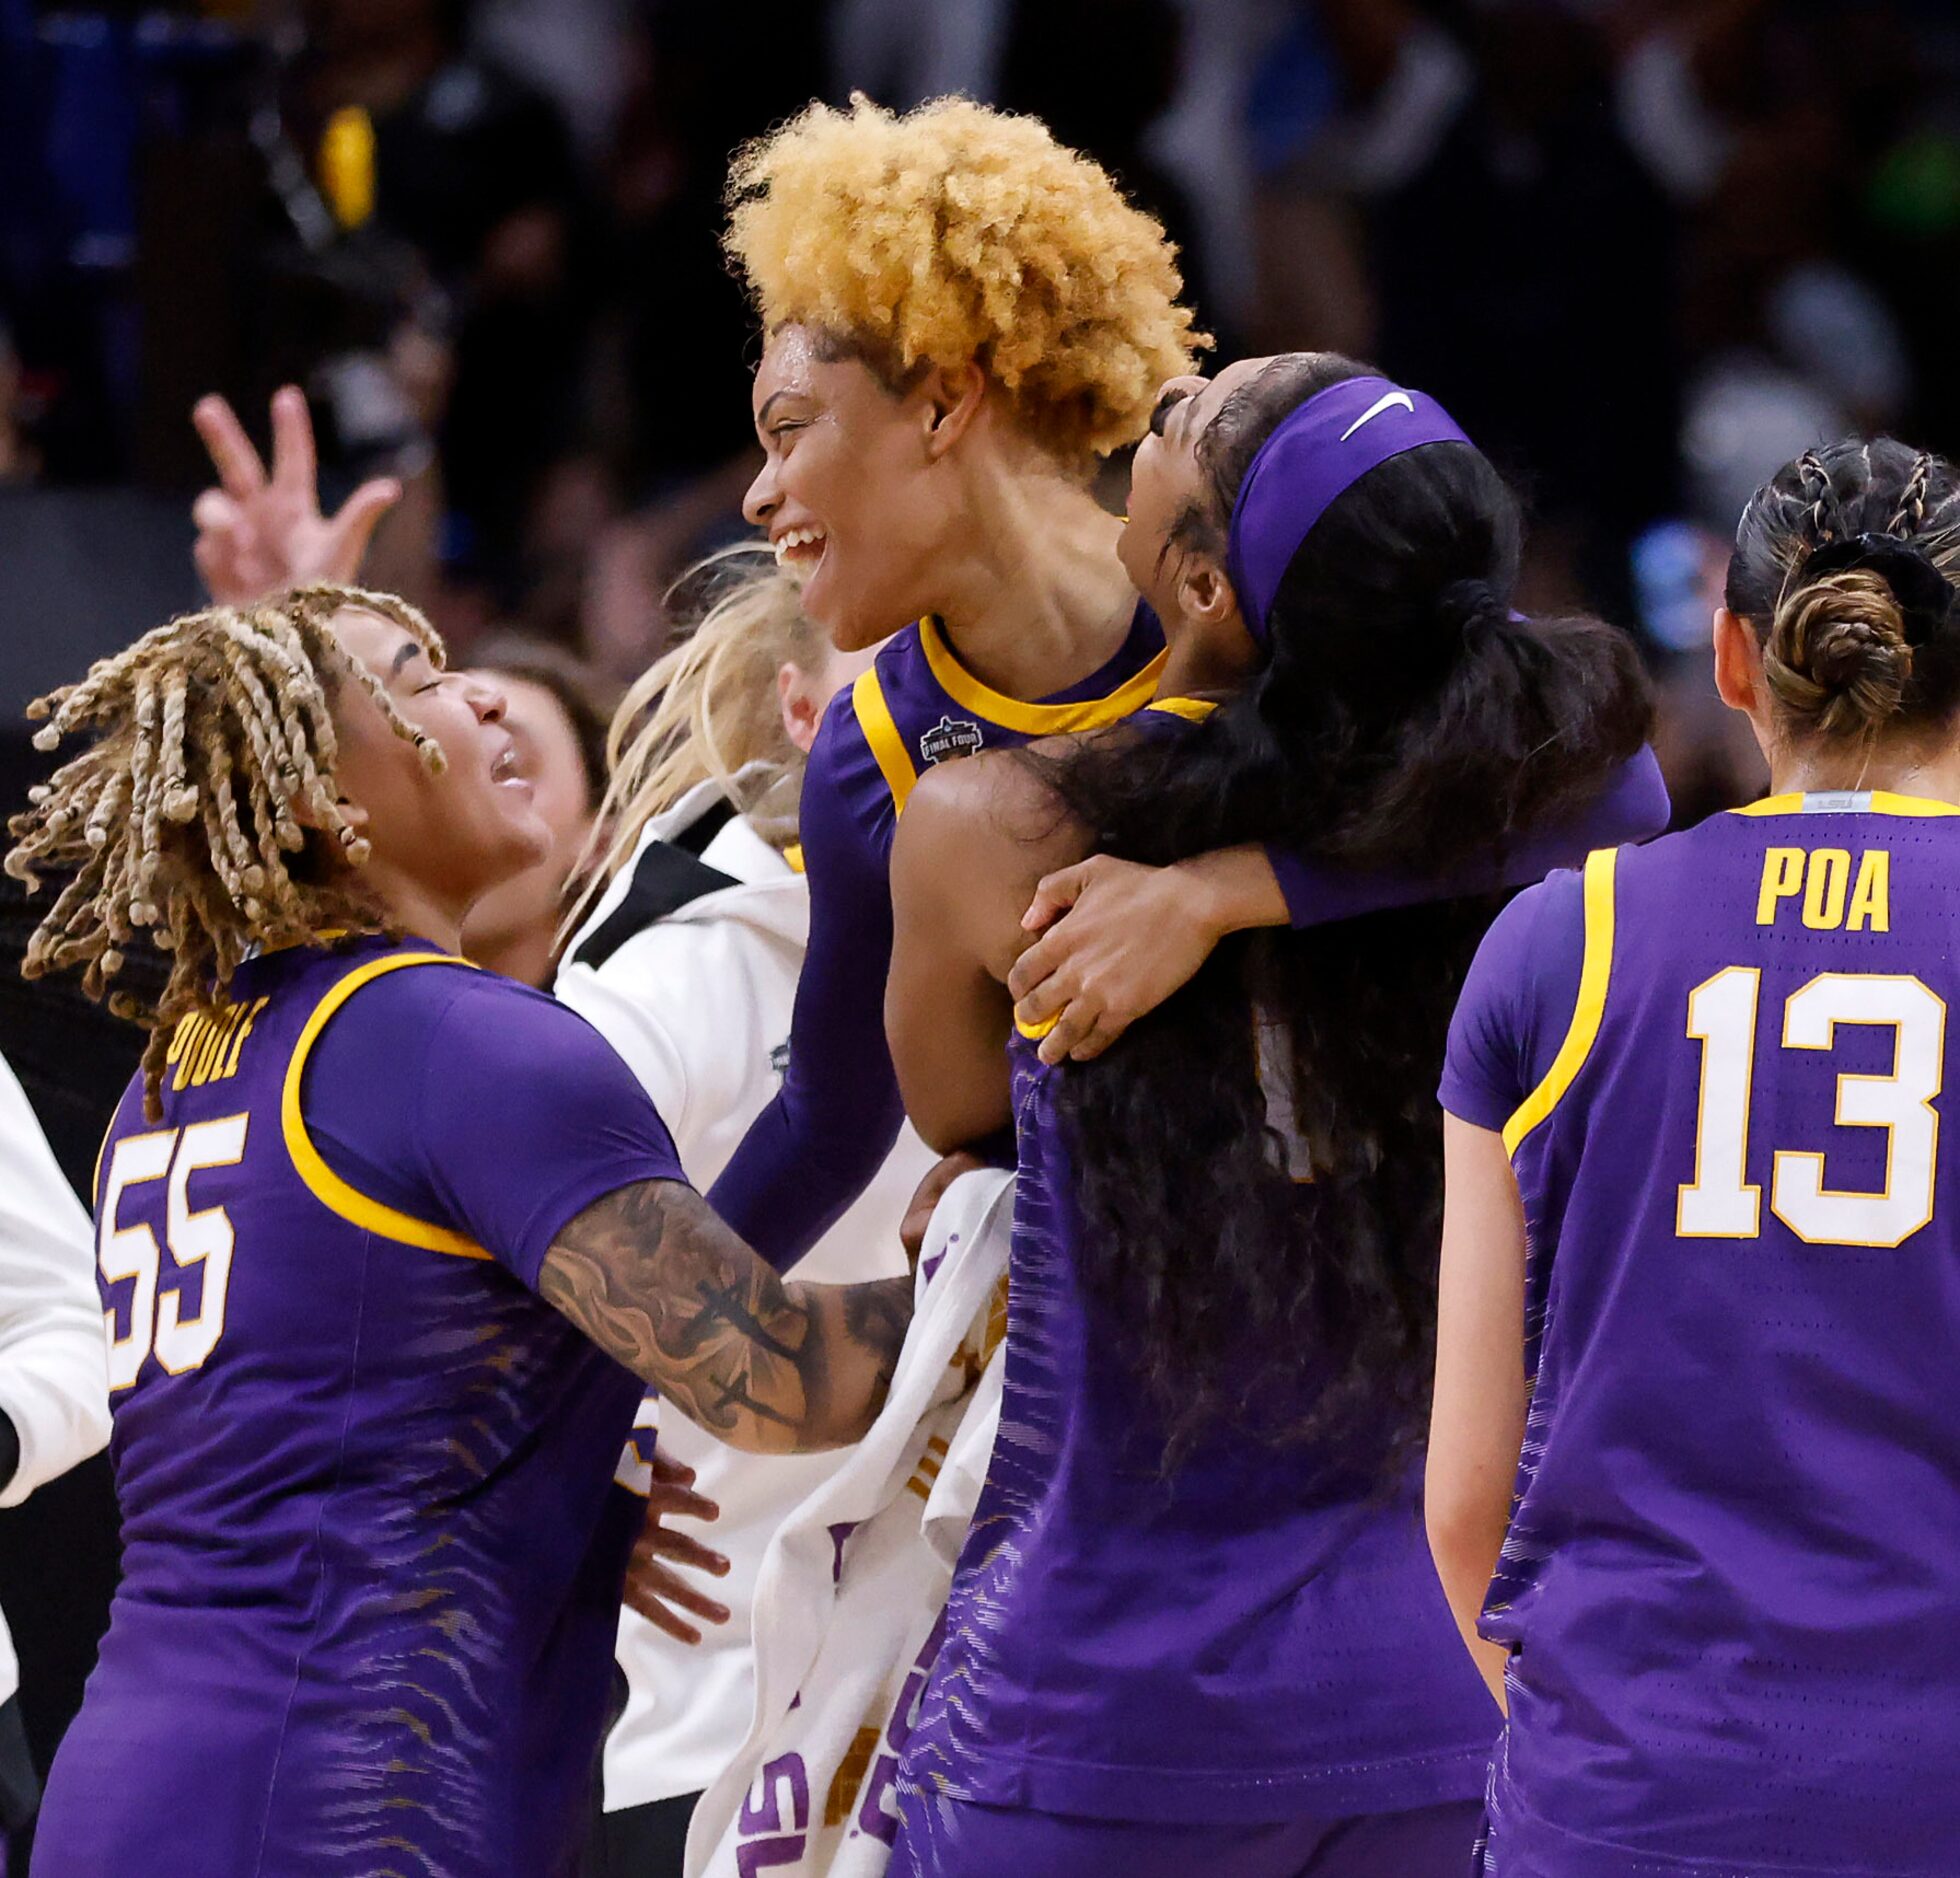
[{"xmin": 919, "ymin": 716, "xmax": 983, "ymax": 766}]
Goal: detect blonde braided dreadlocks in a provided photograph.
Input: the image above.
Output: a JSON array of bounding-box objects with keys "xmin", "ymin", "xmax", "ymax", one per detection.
[{"xmin": 5, "ymin": 583, "xmax": 447, "ymax": 1118}]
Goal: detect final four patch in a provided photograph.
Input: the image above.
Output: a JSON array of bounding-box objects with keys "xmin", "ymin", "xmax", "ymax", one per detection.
[{"xmin": 920, "ymin": 716, "xmax": 984, "ymax": 765}]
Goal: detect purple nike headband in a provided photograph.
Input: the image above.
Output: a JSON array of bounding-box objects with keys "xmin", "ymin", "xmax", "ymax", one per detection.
[{"xmin": 1225, "ymin": 374, "xmax": 1473, "ymax": 646}]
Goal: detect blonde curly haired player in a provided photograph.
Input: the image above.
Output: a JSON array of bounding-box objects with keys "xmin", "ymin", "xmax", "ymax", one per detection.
[
  {"xmin": 723, "ymin": 94, "xmax": 1203, "ymax": 470},
  {"xmin": 706, "ymin": 95, "xmax": 1667, "ymax": 1276}
]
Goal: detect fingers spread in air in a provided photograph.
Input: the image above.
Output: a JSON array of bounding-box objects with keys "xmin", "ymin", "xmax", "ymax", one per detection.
[
  {"xmin": 192, "ymin": 396, "xmax": 266, "ymax": 499},
  {"xmin": 269, "ymin": 385, "xmax": 318, "ymax": 496},
  {"xmin": 192, "ymin": 537, "xmax": 235, "ymax": 596},
  {"xmin": 191, "ymin": 488, "xmax": 241, "ymax": 535},
  {"xmin": 323, "ymin": 478, "xmax": 402, "ymax": 578}
]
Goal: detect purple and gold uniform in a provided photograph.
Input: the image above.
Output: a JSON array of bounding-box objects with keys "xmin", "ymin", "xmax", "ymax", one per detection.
[
  {"xmin": 35, "ymin": 935, "xmax": 684, "ymax": 1878},
  {"xmin": 709, "ymin": 606, "xmax": 1170, "ymax": 1265},
  {"xmin": 892, "ymin": 1012, "xmax": 1497, "ymax": 1876},
  {"xmin": 1443, "ymin": 794, "xmax": 1960, "ymax": 1875},
  {"xmin": 711, "ymin": 605, "xmax": 1672, "ymax": 1270}
]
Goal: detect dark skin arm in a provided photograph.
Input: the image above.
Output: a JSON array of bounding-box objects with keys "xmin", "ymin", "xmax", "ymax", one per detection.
[
  {"xmin": 885, "ymin": 750, "xmax": 1085, "ymax": 1152},
  {"xmin": 539, "ymin": 1179, "xmax": 914, "ymax": 1454}
]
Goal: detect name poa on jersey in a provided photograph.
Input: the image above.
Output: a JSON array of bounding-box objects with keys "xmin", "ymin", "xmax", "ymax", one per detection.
[{"xmin": 919, "ymin": 715, "xmax": 984, "ymax": 766}]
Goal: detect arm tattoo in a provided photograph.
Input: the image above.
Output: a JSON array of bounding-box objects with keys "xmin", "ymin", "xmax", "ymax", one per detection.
[{"xmin": 538, "ymin": 1180, "xmax": 914, "ymax": 1454}]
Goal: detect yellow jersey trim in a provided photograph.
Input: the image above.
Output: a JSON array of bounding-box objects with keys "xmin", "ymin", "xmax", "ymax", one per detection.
[
  {"xmin": 1014, "ymin": 1010, "xmax": 1060, "ymax": 1042},
  {"xmin": 852, "ymin": 668, "xmax": 920, "ymax": 817},
  {"xmin": 782, "ymin": 843, "xmax": 806, "ymax": 875},
  {"xmin": 281, "ymin": 951, "xmax": 492, "ymax": 1259},
  {"xmin": 1503, "ymin": 847, "xmax": 1618, "ymax": 1156},
  {"xmin": 1730, "ymin": 790, "xmax": 1960, "ymax": 819},
  {"xmin": 917, "ymin": 615, "xmax": 1168, "ymax": 736},
  {"xmin": 1145, "ymin": 696, "xmax": 1218, "ymax": 722}
]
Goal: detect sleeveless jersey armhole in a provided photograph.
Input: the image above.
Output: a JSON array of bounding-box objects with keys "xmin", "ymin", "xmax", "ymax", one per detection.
[
  {"xmin": 1503, "ymin": 847, "xmax": 1619, "ymax": 1156},
  {"xmin": 281, "ymin": 952, "xmax": 493, "ymax": 1260},
  {"xmin": 851, "ymin": 665, "xmax": 919, "ymax": 817}
]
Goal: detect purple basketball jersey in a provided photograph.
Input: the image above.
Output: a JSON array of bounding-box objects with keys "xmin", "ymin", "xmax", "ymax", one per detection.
[
  {"xmin": 36, "ymin": 936, "xmax": 680, "ymax": 1878},
  {"xmin": 898, "ymin": 1024, "xmax": 1497, "ymax": 1837},
  {"xmin": 830, "ymin": 606, "xmax": 1167, "ymax": 862},
  {"xmin": 1445, "ymin": 794, "xmax": 1960, "ymax": 1874}
]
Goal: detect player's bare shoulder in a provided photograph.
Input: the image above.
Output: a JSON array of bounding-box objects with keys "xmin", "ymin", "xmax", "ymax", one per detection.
[{"xmin": 902, "ymin": 739, "xmax": 1088, "ymax": 884}]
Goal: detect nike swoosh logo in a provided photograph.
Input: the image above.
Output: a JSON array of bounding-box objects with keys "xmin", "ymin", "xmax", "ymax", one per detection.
[{"xmin": 1339, "ymin": 391, "xmax": 1415, "ymax": 441}]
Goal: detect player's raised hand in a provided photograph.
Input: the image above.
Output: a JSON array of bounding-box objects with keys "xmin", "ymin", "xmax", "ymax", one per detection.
[
  {"xmin": 622, "ymin": 1450, "xmax": 731, "ymax": 1647},
  {"xmin": 190, "ymin": 386, "xmax": 401, "ymax": 606}
]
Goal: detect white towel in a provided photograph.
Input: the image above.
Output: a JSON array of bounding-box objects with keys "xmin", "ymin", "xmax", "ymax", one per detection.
[{"xmin": 686, "ymin": 1169, "xmax": 1013, "ymax": 1878}]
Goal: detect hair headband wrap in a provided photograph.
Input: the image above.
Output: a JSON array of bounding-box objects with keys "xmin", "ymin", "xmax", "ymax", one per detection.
[
  {"xmin": 1226, "ymin": 375, "xmax": 1472, "ymax": 645},
  {"xmin": 1803, "ymin": 532, "xmax": 1956, "ymax": 646}
]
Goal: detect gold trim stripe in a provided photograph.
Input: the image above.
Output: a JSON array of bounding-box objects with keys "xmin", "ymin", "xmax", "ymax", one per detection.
[
  {"xmin": 1503, "ymin": 847, "xmax": 1619, "ymax": 1156},
  {"xmin": 281, "ymin": 951, "xmax": 492, "ymax": 1259},
  {"xmin": 1144, "ymin": 696, "xmax": 1218, "ymax": 722},
  {"xmin": 918, "ymin": 615, "xmax": 1168, "ymax": 736},
  {"xmin": 1730, "ymin": 790, "xmax": 1960, "ymax": 819},
  {"xmin": 852, "ymin": 668, "xmax": 920, "ymax": 817}
]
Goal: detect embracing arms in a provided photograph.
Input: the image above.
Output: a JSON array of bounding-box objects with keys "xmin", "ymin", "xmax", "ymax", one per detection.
[
  {"xmin": 1009, "ymin": 746, "xmax": 1670, "ymax": 1063},
  {"xmin": 540, "ymin": 1177, "xmax": 913, "ymax": 1455}
]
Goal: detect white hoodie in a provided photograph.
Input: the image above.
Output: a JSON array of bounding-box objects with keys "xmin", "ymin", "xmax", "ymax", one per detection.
[
  {"xmin": 555, "ymin": 781, "xmax": 934, "ymax": 1811},
  {"xmin": 0, "ymin": 1048, "xmax": 112, "ymax": 1706}
]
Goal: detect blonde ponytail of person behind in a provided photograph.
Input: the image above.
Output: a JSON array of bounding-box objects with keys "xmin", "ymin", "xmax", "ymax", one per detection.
[{"xmin": 567, "ymin": 547, "xmax": 826, "ymax": 934}]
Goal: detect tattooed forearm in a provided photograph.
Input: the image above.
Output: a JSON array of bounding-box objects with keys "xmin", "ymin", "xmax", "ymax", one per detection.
[{"xmin": 539, "ymin": 1180, "xmax": 915, "ymax": 1454}]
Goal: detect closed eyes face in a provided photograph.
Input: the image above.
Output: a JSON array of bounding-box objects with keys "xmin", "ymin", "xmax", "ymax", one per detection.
[
  {"xmin": 457, "ymin": 675, "xmax": 598, "ymax": 964},
  {"xmin": 326, "ymin": 608, "xmax": 551, "ymax": 905},
  {"xmin": 1118, "ymin": 356, "xmax": 1279, "ymax": 612}
]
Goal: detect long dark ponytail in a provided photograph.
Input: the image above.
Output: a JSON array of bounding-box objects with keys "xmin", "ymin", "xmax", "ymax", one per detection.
[{"xmin": 1030, "ymin": 353, "xmax": 1653, "ymax": 1468}]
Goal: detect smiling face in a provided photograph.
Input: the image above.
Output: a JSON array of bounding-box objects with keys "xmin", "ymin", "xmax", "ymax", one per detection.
[
  {"xmin": 741, "ymin": 324, "xmax": 962, "ymax": 652},
  {"xmin": 326, "ymin": 608, "xmax": 551, "ymax": 921}
]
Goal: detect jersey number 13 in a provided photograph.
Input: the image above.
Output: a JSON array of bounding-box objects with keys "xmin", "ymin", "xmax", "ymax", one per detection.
[{"xmin": 1679, "ymin": 970, "xmax": 1944, "ymax": 1248}]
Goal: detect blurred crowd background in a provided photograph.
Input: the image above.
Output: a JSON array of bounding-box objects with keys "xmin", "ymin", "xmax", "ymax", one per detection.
[
  {"xmin": 0, "ymin": 0, "xmax": 1958, "ymax": 1839},
  {"xmin": 4, "ymin": 0, "xmax": 1960, "ymax": 797}
]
